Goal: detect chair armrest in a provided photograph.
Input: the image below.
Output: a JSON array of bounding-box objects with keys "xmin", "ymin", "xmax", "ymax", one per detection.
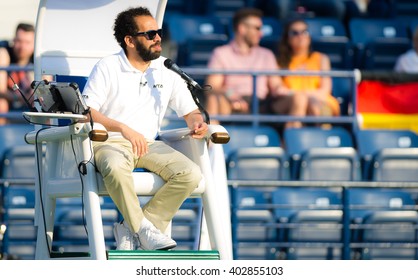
[
  {"xmin": 158, "ymin": 124, "xmax": 230, "ymax": 144},
  {"xmin": 25, "ymin": 123, "xmax": 90, "ymax": 144},
  {"xmin": 208, "ymin": 124, "xmax": 230, "ymax": 144}
]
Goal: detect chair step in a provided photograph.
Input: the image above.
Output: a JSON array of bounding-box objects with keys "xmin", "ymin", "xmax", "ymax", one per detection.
[{"xmin": 107, "ymin": 250, "xmax": 220, "ymax": 260}]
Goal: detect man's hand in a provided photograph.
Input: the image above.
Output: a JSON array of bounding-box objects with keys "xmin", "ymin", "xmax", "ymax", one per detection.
[
  {"xmin": 190, "ymin": 121, "xmax": 208, "ymax": 139},
  {"xmin": 121, "ymin": 125, "xmax": 148, "ymax": 157},
  {"xmin": 184, "ymin": 109, "xmax": 209, "ymax": 139}
]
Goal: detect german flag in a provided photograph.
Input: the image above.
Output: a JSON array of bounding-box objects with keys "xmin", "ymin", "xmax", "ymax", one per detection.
[{"xmin": 357, "ymin": 72, "xmax": 418, "ymax": 133}]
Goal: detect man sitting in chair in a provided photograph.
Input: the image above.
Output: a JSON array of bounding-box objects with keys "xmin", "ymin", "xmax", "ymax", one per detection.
[{"xmin": 82, "ymin": 7, "xmax": 208, "ymax": 250}]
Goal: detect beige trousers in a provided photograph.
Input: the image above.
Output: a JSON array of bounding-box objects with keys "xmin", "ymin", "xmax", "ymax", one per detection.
[{"xmin": 93, "ymin": 138, "xmax": 201, "ymax": 233}]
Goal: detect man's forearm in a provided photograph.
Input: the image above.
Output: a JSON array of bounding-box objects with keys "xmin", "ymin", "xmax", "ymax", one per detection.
[{"xmin": 87, "ymin": 108, "xmax": 127, "ymax": 133}]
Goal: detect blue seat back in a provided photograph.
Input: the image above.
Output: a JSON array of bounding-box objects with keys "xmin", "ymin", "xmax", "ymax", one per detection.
[
  {"xmin": 184, "ymin": 34, "xmax": 228, "ymax": 67},
  {"xmin": 298, "ymin": 0, "xmax": 345, "ymax": 19},
  {"xmin": 0, "ymin": 124, "xmax": 33, "ymax": 167},
  {"xmin": 355, "ymin": 129, "xmax": 418, "ymax": 180},
  {"xmin": 305, "ymin": 17, "xmax": 348, "ymax": 38},
  {"xmin": 272, "ymin": 187, "xmax": 342, "ymax": 222},
  {"xmin": 2, "ymin": 145, "xmax": 37, "ymax": 179},
  {"xmin": 347, "ymin": 188, "xmax": 416, "ymax": 222},
  {"xmin": 165, "ymin": 14, "xmax": 226, "ymax": 45},
  {"xmin": 332, "ymin": 76, "xmax": 354, "ymax": 115},
  {"xmin": 227, "ymin": 147, "xmax": 290, "ymax": 181},
  {"xmin": 55, "ymin": 75, "xmax": 89, "ymax": 91},
  {"xmin": 349, "ymin": 18, "xmax": 409, "ymax": 45},
  {"xmin": 284, "ymin": 127, "xmax": 354, "ymax": 159},
  {"xmin": 261, "ymin": 17, "xmax": 282, "ymax": 41},
  {"xmin": 223, "ymin": 125, "xmax": 281, "ymax": 161},
  {"xmin": 355, "ymin": 129, "xmax": 418, "ymax": 158}
]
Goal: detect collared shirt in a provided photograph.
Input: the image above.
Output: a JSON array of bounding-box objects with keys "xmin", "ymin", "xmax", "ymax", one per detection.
[
  {"xmin": 82, "ymin": 49, "xmax": 197, "ymax": 140},
  {"xmin": 207, "ymin": 41, "xmax": 278, "ymax": 99},
  {"xmin": 394, "ymin": 49, "xmax": 418, "ymax": 73}
]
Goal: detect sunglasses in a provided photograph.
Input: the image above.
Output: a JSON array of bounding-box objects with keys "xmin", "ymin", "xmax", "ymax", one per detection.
[
  {"xmin": 288, "ymin": 29, "xmax": 309, "ymax": 37},
  {"xmin": 134, "ymin": 29, "xmax": 162, "ymax": 40}
]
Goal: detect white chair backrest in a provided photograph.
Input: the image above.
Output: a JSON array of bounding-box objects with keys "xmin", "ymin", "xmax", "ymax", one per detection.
[{"xmin": 34, "ymin": 0, "xmax": 167, "ymax": 78}]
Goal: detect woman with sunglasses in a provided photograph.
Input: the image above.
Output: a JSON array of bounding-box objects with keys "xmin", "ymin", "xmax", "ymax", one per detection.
[{"xmin": 269, "ymin": 18, "xmax": 340, "ymax": 128}]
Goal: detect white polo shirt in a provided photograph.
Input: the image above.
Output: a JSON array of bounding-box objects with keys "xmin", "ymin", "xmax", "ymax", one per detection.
[{"xmin": 82, "ymin": 50, "xmax": 198, "ymax": 140}]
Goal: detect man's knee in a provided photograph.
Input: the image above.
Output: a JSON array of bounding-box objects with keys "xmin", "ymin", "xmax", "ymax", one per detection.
[
  {"xmin": 96, "ymin": 153, "xmax": 132, "ymax": 178},
  {"xmin": 173, "ymin": 163, "xmax": 202, "ymax": 192}
]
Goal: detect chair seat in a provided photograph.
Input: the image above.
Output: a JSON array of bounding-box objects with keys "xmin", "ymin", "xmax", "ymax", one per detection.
[{"xmin": 96, "ymin": 171, "xmax": 206, "ymax": 197}]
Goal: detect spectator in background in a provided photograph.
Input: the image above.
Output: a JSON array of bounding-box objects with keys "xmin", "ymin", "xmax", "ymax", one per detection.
[
  {"xmin": 394, "ymin": 27, "xmax": 418, "ymax": 73},
  {"xmin": 268, "ymin": 18, "xmax": 340, "ymax": 128},
  {"xmin": 0, "ymin": 23, "xmax": 35, "ymax": 124},
  {"xmin": 205, "ymin": 8, "xmax": 283, "ymax": 122}
]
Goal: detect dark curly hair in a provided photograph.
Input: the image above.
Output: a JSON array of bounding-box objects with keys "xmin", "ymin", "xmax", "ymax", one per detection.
[
  {"xmin": 277, "ymin": 18, "xmax": 312, "ymax": 69},
  {"xmin": 113, "ymin": 7, "xmax": 153, "ymax": 52}
]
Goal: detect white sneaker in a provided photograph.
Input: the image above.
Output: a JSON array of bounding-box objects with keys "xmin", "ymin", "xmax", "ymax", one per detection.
[
  {"xmin": 136, "ymin": 219, "xmax": 177, "ymax": 250},
  {"xmin": 113, "ymin": 221, "xmax": 139, "ymax": 250}
]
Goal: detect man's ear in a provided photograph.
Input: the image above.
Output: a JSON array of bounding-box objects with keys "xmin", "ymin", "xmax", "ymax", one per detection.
[{"xmin": 124, "ymin": 36, "xmax": 134, "ymax": 48}]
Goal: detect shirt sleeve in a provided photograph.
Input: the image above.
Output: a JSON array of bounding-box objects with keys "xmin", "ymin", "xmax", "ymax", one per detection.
[
  {"xmin": 167, "ymin": 71, "xmax": 198, "ymax": 117},
  {"xmin": 82, "ymin": 61, "xmax": 109, "ymax": 111}
]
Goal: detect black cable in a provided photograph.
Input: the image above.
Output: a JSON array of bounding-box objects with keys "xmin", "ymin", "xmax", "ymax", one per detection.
[
  {"xmin": 187, "ymin": 83, "xmax": 211, "ymax": 125},
  {"xmin": 32, "ymin": 117, "xmax": 91, "ymax": 257},
  {"xmin": 27, "ymin": 79, "xmax": 43, "ymax": 106},
  {"xmin": 7, "ymin": 74, "xmax": 38, "ymax": 112},
  {"xmin": 35, "ymin": 127, "xmax": 51, "ymax": 257}
]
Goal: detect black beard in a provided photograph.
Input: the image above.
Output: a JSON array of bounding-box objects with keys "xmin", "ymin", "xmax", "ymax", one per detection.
[{"xmin": 135, "ymin": 40, "xmax": 161, "ymax": 62}]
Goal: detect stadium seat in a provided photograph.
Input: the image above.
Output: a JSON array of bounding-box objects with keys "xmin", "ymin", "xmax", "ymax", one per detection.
[
  {"xmin": 261, "ymin": 17, "xmax": 282, "ymax": 41},
  {"xmin": 362, "ymin": 38, "xmax": 411, "ymax": 70},
  {"xmin": 1, "ymin": 145, "xmax": 37, "ymax": 179},
  {"xmin": 396, "ymin": 0, "xmax": 418, "ymax": 19},
  {"xmin": 299, "ymin": 147, "xmax": 361, "ymax": 181},
  {"xmin": 171, "ymin": 198, "xmax": 203, "ymax": 250},
  {"xmin": 2, "ymin": 187, "xmax": 36, "ymax": 259},
  {"xmin": 258, "ymin": 17, "xmax": 282, "ymax": 56},
  {"xmin": 222, "ymin": 124, "xmax": 281, "ymax": 162},
  {"xmin": 227, "ymin": 147, "xmax": 290, "ymax": 181},
  {"xmin": 347, "ymin": 188, "xmax": 418, "ymax": 260},
  {"xmin": 0, "ymin": 124, "xmax": 33, "ymax": 164},
  {"xmin": 304, "ymin": 18, "xmax": 354, "ymax": 69},
  {"xmin": 272, "ymin": 187, "xmax": 343, "ymax": 259},
  {"xmin": 305, "ymin": 18, "xmax": 348, "ymax": 38},
  {"xmin": 355, "ymin": 129, "xmax": 418, "ymax": 181},
  {"xmin": 372, "ymin": 148, "xmax": 418, "ymax": 182},
  {"xmin": 184, "ymin": 34, "xmax": 228, "ymax": 67},
  {"xmin": 165, "ymin": 0, "xmax": 205, "ymax": 15},
  {"xmin": 53, "ymin": 205, "xmax": 118, "ymax": 253},
  {"xmin": 164, "ymin": 14, "xmax": 227, "ymax": 66},
  {"xmin": 283, "ymin": 127, "xmax": 361, "ymax": 180},
  {"xmin": 348, "ymin": 18, "xmax": 410, "ymax": 69},
  {"xmin": 253, "ymin": 0, "xmax": 296, "ymax": 20},
  {"xmin": 298, "ymin": 0, "xmax": 346, "ymax": 19},
  {"xmin": 205, "ymin": 0, "xmax": 249, "ymax": 20},
  {"xmin": 312, "ymin": 37, "xmax": 355, "ymax": 69},
  {"xmin": 231, "ymin": 188, "xmax": 276, "ymax": 259},
  {"xmin": 332, "ymin": 76, "xmax": 354, "ymax": 116}
]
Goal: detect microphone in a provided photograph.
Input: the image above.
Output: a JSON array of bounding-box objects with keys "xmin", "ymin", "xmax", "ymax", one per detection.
[{"xmin": 164, "ymin": 58, "xmax": 201, "ymax": 89}]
